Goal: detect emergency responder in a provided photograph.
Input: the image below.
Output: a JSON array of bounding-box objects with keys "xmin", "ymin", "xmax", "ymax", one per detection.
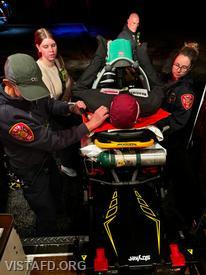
[
  {"xmin": 117, "ymin": 12, "xmax": 161, "ymax": 87},
  {"xmin": 0, "ymin": 53, "xmax": 109, "ymax": 236},
  {"xmin": 155, "ymin": 42, "xmax": 199, "ymax": 139},
  {"xmin": 117, "ymin": 12, "xmax": 141, "ymax": 60},
  {"xmin": 156, "ymin": 42, "xmax": 200, "ymax": 241}
]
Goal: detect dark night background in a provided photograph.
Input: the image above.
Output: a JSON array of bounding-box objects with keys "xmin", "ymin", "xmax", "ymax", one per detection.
[
  {"xmin": 2, "ymin": 0, "xmax": 204, "ymax": 84},
  {"xmin": 7, "ymin": 0, "xmax": 205, "ymax": 36}
]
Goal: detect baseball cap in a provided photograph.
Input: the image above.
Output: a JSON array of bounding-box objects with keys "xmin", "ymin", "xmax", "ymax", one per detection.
[
  {"xmin": 4, "ymin": 53, "xmax": 49, "ymax": 101},
  {"xmin": 110, "ymin": 94, "xmax": 140, "ymax": 129}
]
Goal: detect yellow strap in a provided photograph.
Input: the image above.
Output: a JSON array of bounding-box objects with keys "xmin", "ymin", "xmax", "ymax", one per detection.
[{"xmin": 94, "ymin": 139, "xmax": 154, "ymax": 149}]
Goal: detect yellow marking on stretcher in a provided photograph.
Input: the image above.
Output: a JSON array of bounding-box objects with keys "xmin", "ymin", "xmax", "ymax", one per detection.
[
  {"xmin": 104, "ymin": 191, "xmax": 118, "ymax": 256},
  {"xmin": 94, "ymin": 139, "xmax": 154, "ymax": 149},
  {"xmin": 134, "ymin": 190, "xmax": 161, "ymax": 254},
  {"xmin": 187, "ymin": 249, "xmax": 193, "ymax": 255}
]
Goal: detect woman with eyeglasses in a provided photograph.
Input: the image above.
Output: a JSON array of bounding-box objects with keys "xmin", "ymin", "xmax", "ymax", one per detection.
[
  {"xmin": 155, "ymin": 42, "xmax": 199, "ymax": 137},
  {"xmin": 157, "ymin": 42, "xmax": 200, "ymax": 242}
]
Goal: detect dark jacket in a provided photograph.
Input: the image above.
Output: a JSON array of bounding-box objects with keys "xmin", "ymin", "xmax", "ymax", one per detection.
[
  {"xmin": 0, "ymin": 86, "xmax": 88, "ymax": 169},
  {"xmin": 155, "ymin": 74, "xmax": 195, "ymax": 134},
  {"xmin": 72, "ymin": 86, "xmax": 165, "ymax": 117},
  {"xmin": 118, "ymin": 24, "xmax": 140, "ymax": 61}
]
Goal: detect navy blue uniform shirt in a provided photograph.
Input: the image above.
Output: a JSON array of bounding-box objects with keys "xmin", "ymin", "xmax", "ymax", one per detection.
[
  {"xmin": 156, "ymin": 75, "xmax": 195, "ymax": 134},
  {"xmin": 0, "ymin": 85, "xmax": 89, "ymax": 169}
]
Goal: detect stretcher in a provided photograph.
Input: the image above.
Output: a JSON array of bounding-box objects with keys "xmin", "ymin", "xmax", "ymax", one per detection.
[
  {"xmin": 76, "ymin": 38, "xmax": 201, "ymax": 274},
  {"xmin": 80, "ymin": 124, "xmax": 202, "ymax": 273}
]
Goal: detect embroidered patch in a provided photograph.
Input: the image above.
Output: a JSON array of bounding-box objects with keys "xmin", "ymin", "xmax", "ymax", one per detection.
[
  {"xmin": 9, "ymin": 122, "xmax": 34, "ymax": 142},
  {"xmin": 181, "ymin": 94, "xmax": 194, "ymax": 110}
]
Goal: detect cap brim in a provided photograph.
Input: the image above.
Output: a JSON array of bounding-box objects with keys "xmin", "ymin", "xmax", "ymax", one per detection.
[{"xmin": 17, "ymin": 82, "xmax": 50, "ymax": 101}]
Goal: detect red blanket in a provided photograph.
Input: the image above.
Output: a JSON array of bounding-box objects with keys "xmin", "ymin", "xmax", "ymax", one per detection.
[{"xmin": 83, "ymin": 108, "xmax": 170, "ymax": 133}]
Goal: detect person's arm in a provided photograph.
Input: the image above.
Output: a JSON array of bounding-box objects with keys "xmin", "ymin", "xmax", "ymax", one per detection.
[
  {"xmin": 84, "ymin": 106, "xmax": 109, "ymax": 132},
  {"xmin": 3, "ymin": 104, "xmax": 108, "ymax": 152},
  {"xmin": 45, "ymin": 97, "xmax": 85, "ymax": 117},
  {"xmin": 156, "ymin": 92, "xmax": 194, "ymax": 135}
]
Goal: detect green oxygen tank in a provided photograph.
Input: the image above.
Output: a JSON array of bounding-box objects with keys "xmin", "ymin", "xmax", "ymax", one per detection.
[
  {"xmin": 97, "ymin": 151, "xmax": 140, "ymax": 168},
  {"xmin": 97, "ymin": 150, "xmax": 166, "ymax": 168}
]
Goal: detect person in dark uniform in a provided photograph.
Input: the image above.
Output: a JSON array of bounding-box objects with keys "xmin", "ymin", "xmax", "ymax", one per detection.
[
  {"xmin": 0, "ymin": 53, "xmax": 109, "ymax": 236},
  {"xmin": 117, "ymin": 12, "xmax": 161, "ymax": 88},
  {"xmin": 154, "ymin": 42, "xmax": 200, "ymax": 240},
  {"xmin": 155, "ymin": 42, "xmax": 199, "ymax": 140},
  {"xmin": 117, "ymin": 12, "xmax": 141, "ymax": 61}
]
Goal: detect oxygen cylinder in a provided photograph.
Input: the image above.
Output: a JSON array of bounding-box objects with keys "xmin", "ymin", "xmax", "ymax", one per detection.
[{"xmin": 97, "ymin": 149, "xmax": 166, "ymax": 168}]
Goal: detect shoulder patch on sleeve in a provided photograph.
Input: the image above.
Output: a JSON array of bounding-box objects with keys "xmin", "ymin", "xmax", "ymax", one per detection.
[
  {"xmin": 181, "ymin": 94, "xmax": 194, "ymax": 110},
  {"xmin": 9, "ymin": 122, "xmax": 34, "ymax": 142}
]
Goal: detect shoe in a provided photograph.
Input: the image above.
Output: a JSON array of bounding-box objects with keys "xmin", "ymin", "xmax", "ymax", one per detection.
[{"xmin": 60, "ymin": 165, "xmax": 77, "ymax": 177}]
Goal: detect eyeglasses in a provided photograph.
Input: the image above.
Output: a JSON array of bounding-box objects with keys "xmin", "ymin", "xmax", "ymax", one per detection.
[{"xmin": 173, "ymin": 63, "xmax": 190, "ymax": 73}]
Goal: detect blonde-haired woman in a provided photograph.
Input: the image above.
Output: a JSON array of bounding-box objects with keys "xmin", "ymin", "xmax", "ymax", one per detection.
[
  {"xmin": 34, "ymin": 27, "xmax": 76, "ymax": 177},
  {"xmin": 34, "ymin": 27, "xmax": 72, "ymax": 101}
]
